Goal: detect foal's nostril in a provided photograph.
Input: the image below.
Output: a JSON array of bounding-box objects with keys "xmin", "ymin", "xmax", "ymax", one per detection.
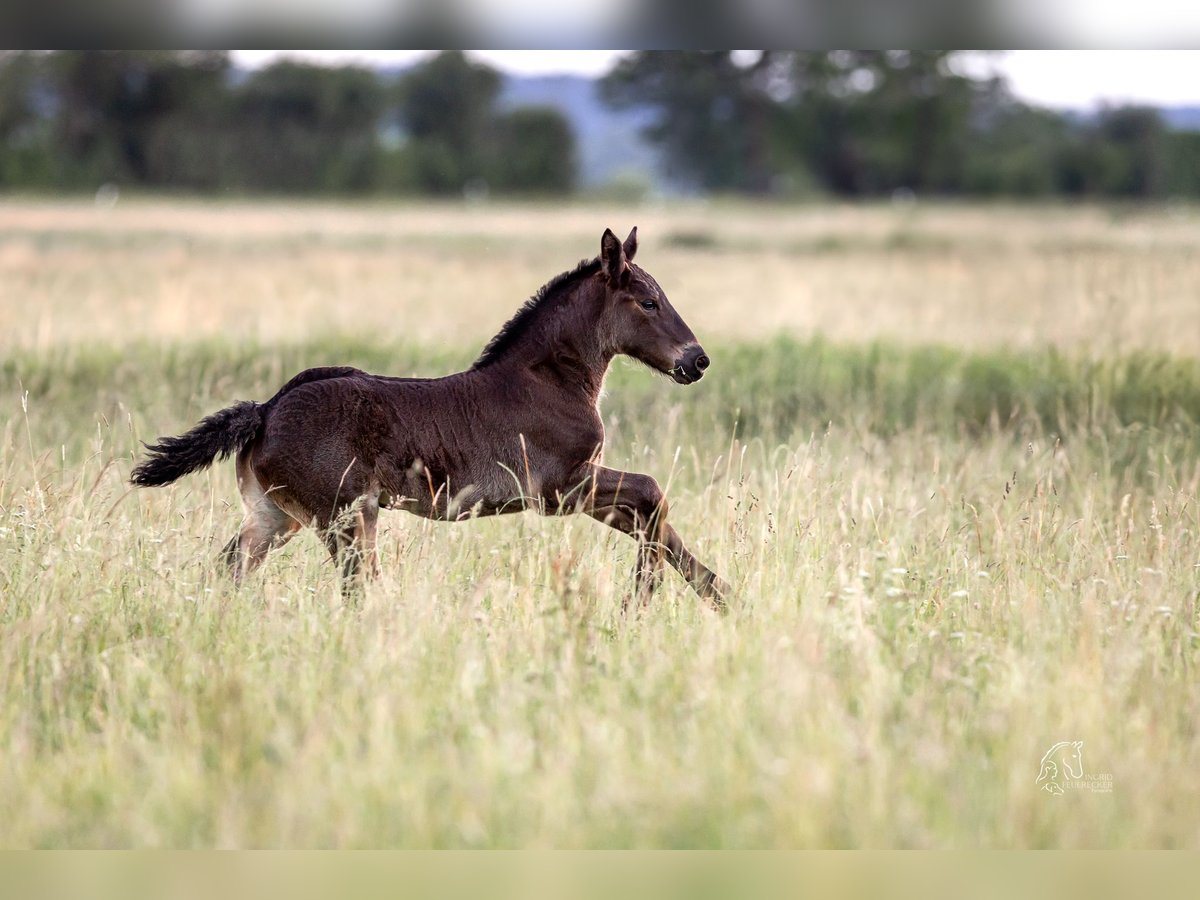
[{"xmin": 695, "ymin": 355, "xmax": 710, "ymax": 373}]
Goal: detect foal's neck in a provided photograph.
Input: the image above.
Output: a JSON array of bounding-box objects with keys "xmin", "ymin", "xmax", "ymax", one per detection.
[{"xmin": 506, "ymin": 276, "xmax": 613, "ymax": 402}]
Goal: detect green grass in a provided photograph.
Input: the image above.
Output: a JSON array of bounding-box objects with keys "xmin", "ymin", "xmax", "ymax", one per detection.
[
  {"xmin": 1, "ymin": 335, "xmax": 1198, "ymax": 846},
  {"xmin": 7, "ymin": 334, "xmax": 1200, "ymax": 452}
]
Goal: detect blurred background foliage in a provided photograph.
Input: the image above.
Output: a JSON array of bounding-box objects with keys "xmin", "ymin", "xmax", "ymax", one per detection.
[{"xmin": 2, "ymin": 50, "xmax": 1200, "ymax": 199}]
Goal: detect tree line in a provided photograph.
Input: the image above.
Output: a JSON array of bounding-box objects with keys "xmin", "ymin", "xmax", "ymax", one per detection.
[
  {"xmin": 1, "ymin": 50, "xmax": 1197, "ymax": 199},
  {"xmin": 0, "ymin": 51, "xmax": 575, "ymax": 196},
  {"xmin": 604, "ymin": 51, "xmax": 1200, "ymax": 198}
]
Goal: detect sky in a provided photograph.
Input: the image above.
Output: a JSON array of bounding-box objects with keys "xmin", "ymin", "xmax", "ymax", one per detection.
[
  {"xmin": 229, "ymin": 51, "xmax": 1200, "ymax": 110},
  {"xmin": 231, "ymin": 50, "xmax": 623, "ymax": 78}
]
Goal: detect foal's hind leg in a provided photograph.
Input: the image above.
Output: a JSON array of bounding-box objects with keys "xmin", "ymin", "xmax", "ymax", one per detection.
[
  {"xmin": 224, "ymin": 496, "xmax": 300, "ymax": 583},
  {"xmin": 323, "ymin": 490, "xmax": 381, "ymax": 592},
  {"xmin": 223, "ymin": 457, "xmax": 300, "ymax": 582}
]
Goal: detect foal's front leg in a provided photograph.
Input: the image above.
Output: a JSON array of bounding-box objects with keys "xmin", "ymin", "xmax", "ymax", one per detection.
[{"xmin": 578, "ymin": 465, "xmax": 729, "ymax": 610}]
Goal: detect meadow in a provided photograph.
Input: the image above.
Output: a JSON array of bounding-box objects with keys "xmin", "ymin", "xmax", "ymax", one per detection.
[{"xmin": 1, "ymin": 198, "xmax": 1198, "ymax": 847}]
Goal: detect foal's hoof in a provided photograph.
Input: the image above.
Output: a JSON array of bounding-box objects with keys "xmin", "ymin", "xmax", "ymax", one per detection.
[{"xmin": 698, "ymin": 574, "xmax": 732, "ymax": 613}]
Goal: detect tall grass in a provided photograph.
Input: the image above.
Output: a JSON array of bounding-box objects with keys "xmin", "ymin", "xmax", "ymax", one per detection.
[
  {"xmin": 1, "ymin": 334, "xmax": 1197, "ymax": 847},
  {"xmin": 2, "ymin": 200, "xmax": 1199, "ymax": 847}
]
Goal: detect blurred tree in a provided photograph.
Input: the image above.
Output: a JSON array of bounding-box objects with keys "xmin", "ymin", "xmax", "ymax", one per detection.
[
  {"xmin": 394, "ymin": 51, "xmax": 501, "ymax": 194},
  {"xmin": 0, "ymin": 52, "xmax": 49, "ymax": 185},
  {"xmin": 837, "ymin": 51, "xmax": 976, "ymax": 194},
  {"xmin": 48, "ymin": 51, "xmax": 229, "ymax": 186},
  {"xmin": 1091, "ymin": 106, "xmax": 1167, "ymax": 196},
  {"xmin": 0, "ymin": 52, "xmax": 38, "ymax": 142},
  {"xmin": 489, "ymin": 106, "xmax": 576, "ymax": 194},
  {"xmin": 1164, "ymin": 131, "xmax": 1200, "ymax": 196},
  {"xmin": 226, "ymin": 62, "xmax": 385, "ymax": 192},
  {"xmin": 602, "ymin": 51, "xmax": 779, "ymax": 193},
  {"xmin": 961, "ymin": 104, "xmax": 1070, "ymax": 196}
]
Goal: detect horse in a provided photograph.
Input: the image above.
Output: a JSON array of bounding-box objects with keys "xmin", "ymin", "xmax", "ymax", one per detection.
[
  {"xmin": 131, "ymin": 227, "xmax": 729, "ymax": 609},
  {"xmin": 1035, "ymin": 741, "xmax": 1083, "ymax": 795}
]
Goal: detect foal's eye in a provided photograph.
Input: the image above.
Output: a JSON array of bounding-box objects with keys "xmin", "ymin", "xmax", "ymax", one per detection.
[{"xmin": 640, "ymin": 300, "xmax": 658, "ymax": 311}]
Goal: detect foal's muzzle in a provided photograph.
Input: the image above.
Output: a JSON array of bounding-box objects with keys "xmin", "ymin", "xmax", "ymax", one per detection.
[{"xmin": 670, "ymin": 346, "xmax": 710, "ymax": 385}]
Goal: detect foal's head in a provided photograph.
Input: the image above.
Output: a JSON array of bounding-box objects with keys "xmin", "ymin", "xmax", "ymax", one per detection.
[{"xmin": 597, "ymin": 227, "xmax": 710, "ymax": 385}]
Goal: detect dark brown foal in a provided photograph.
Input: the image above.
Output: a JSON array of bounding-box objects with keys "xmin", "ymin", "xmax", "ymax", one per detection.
[{"xmin": 133, "ymin": 227, "xmax": 729, "ymax": 609}]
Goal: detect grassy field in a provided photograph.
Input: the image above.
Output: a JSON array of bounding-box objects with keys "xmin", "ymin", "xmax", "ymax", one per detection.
[{"xmin": 1, "ymin": 198, "xmax": 1198, "ymax": 847}]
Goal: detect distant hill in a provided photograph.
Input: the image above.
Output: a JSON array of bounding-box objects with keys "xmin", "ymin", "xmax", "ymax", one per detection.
[
  {"xmin": 1161, "ymin": 106, "xmax": 1200, "ymax": 131},
  {"xmin": 1063, "ymin": 104, "xmax": 1200, "ymax": 131}
]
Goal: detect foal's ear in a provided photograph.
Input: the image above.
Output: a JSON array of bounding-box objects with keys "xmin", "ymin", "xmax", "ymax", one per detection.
[
  {"xmin": 600, "ymin": 227, "xmax": 626, "ymax": 283},
  {"xmin": 623, "ymin": 226, "xmax": 638, "ymax": 262}
]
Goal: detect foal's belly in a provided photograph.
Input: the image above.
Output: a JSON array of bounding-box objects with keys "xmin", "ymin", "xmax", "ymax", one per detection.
[{"xmin": 381, "ymin": 458, "xmax": 540, "ymax": 521}]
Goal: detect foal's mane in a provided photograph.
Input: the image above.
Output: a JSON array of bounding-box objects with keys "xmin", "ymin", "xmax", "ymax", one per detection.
[{"xmin": 471, "ymin": 256, "xmax": 602, "ymax": 369}]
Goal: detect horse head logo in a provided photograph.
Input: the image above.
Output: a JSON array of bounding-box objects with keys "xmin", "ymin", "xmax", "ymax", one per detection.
[{"xmin": 1036, "ymin": 741, "xmax": 1084, "ymax": 795}]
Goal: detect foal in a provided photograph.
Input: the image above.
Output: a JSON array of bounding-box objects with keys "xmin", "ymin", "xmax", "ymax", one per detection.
[{"xmin": 132, "ymin": 227, "xmax": 729, "ymax": 608}]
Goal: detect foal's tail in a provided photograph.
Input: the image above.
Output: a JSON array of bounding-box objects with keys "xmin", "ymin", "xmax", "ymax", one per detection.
[{"xmin": 130, "ymin": 401, "xmax": 263, "ymax": 487}]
